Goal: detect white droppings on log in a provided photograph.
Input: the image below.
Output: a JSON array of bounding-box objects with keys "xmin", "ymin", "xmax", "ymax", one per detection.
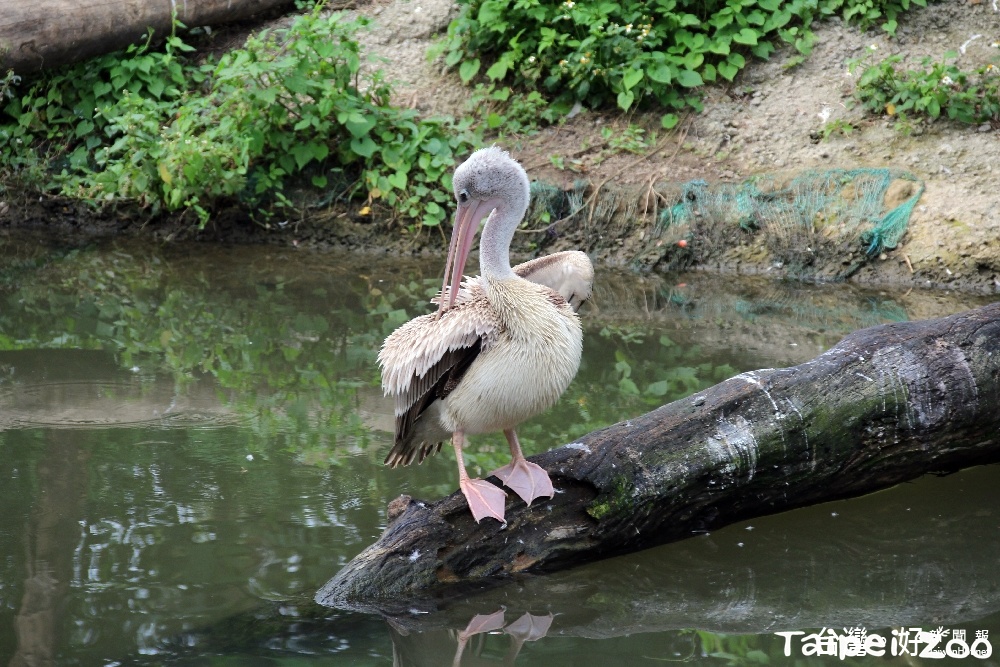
[
  {"xmin": 872, "ymin": 345, "xmax": 906, "ymax": 423},
  {"xmin": 784, "ymin": 396, "xmax": 814, "ymax": 470},
  {"xmin": 733, "ymin": 370, "xmax": 784, "ymax": 418},
  {"xmin": 894, "ymin": 348, "xmax": 936, "ymax": 428},
  {"xmin": 948, "ymin": 344, "xmax": 980, "ymax": 402},
  {"xmin": 563, "ymin": 442, "xmax": 592, "ymax": 454},
  {"xmin": 704, "ymin": 434, "xmax": 736, "ymax": 474},
  {"xmin": 546, "ymin": 525, "xmax": 586, "ymax": 540},
  {"xmin": 784, "ymin": 397, "xmax": 805, "ymax": 423},
  {"xmin": 873, "ymin": 341, "xmax": 979, "ymax": 430},
  {"xmin": 708, "ymin": 416, "xmax": 760, "ymax": 481},
  {"xmin": 732, "ymin": 371, "xmax": 788, "ymax": 453}
]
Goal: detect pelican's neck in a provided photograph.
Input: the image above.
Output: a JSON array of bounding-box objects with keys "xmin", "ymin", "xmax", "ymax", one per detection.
[{"xmin": 479, "ymin": 186, "xmax": 529, "ymax": 282}]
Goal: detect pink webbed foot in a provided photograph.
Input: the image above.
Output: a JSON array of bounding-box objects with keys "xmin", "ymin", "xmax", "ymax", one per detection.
[
  {"xmin": 459, "ymin": 477, "xmax": 507, "ymax": 523},
  {"xmin": 490, "ymin": 458, "xmax": 554, "ymax": 506}
]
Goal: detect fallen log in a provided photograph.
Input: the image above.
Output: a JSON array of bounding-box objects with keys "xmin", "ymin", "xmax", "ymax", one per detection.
[
  {"xmin": 1, "ymin": 0, "xmax": 293, "ymax": 75},
  {"xmin": 316, "ymin": 301, "xmax": 1000, "ymax": 605},
  {"xmin": 375, "ymin": 471, "xmax": 1000, "ymax": 634}
]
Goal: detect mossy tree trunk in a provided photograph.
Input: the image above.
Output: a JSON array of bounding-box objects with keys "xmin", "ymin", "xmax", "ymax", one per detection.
[
  {"xmin": 317, "ymin": 302, "xmax": 1000, "ymax": 606},
  {"xmin": 1, "ymin": 0, "xmax": 292, "ymax": 74}
]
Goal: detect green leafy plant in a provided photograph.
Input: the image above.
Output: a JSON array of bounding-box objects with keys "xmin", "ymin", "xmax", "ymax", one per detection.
[
  {"xmin": 464, "ymin": 83, "xmax": 561, "ymax": 135},
  {"xmin": 850, "ymin": 49, "xmax": 1000, "ymax": 126},
  {"xmin": 1, "ymin": 28, "xmax": 201, "ymax": 199},
  {"xmin": 0, "ymin": 71, "xmax": 21, "ymax": 103},
  {"xmin": 440, "ymin": 0, "xmax": 928, "ymax": 126},
  {"xmin": 0, "ymin": 4, "xmax": 481, "ymax": 228},
  {"xmin": 819, "ymin": 118, "xmax": 855, "ymax": 140},
  {"xmin": 602, "ymin": 123, "xmax": 655, "ymax": 153},
  {"xmin": 548, "ymin": 153, "xmax": 586, "ymax": 172}
]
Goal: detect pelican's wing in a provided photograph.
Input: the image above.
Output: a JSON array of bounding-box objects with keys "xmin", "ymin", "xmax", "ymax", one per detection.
[
  {"xmin": 379, "ymin": 297, "xmax": 500, "ymax": 466},
  {"xmin": 432, "ymin": 251, "xmax": 593, "ymax": 311},
  {"xmin": 513, "ymin": 250, "xmax": 594, "ymax": 312}
]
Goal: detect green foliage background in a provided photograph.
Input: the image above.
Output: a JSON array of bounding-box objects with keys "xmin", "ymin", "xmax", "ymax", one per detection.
[
  {"xmin": 0, "ymin": 0, "xmax": 950, "ymax": 229},
  {"xmin": 441, "ymin": 0, "xmax": 928, "ymax": 128},
  {"xmin": 0, "ymin": 6, "xmax": 477, "ymax": 228}
]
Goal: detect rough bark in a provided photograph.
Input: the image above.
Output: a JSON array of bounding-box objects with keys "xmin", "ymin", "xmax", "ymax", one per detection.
[
  {"xmin": 1, "ymin": 0, "xmax": 293, "ymax": 74},
  {"xmin": 316, "ymin": 302, "xmax": 1000, "ymax": 606}
]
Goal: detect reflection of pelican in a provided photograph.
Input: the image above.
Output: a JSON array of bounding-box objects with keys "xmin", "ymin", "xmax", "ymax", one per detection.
[
  {"xmin": 379, "ymin": 147, "xmax": 593, "ymax": 522},
  {"xmin": 448, "ymin": 610, "xmax": 553, "ymax": 667}
]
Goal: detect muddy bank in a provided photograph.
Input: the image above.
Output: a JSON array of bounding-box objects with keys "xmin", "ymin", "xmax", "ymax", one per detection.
[
  {"xmin": 4, "ymin": 165, "xmax": 993, "ymax": 294},
  {"xmin": 0, "ymin": 0, "xmax": 997, "ymax": 294}
]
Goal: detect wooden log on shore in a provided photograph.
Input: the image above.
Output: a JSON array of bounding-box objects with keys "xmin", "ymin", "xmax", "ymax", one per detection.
[
  {"xmin": 316, "ymin": 302, "xmax": 1000, "ymax": 606},
  {"xmin": 1, "ymin": 0, "xmax": 293, "ymax": 74}
]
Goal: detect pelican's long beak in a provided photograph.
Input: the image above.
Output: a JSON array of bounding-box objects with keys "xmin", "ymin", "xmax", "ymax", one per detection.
[{"xmin": 439, "ymin": 198, "xmax": 500, "ymax": 311}]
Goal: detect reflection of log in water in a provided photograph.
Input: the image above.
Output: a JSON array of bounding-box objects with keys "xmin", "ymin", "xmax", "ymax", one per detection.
[{"xmin": 318, "ymin": 302, "xmax": 1000, "ymax": 602}]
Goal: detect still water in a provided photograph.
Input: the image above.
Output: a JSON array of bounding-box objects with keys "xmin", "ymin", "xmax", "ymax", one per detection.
[{"xmin": 0, "ymin": 235, "xmax": 997, "ymax": 666}]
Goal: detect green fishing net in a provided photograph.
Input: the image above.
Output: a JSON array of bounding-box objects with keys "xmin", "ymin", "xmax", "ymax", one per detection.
[
  {"xmin": 527, "ymin": 168, "xmax": 925, "ymax": 281},
  {"xmin": 659, "ymin": 168, "xmax": 924, "ymax": 257}
]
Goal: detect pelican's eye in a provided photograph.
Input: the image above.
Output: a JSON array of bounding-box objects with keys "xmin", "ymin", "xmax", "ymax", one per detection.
[{"xmin": 458, "ymin": 189, "xmax": 469, "ymax": 204}]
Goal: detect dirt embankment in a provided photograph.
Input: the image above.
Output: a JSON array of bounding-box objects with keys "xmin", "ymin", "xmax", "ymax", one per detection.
[{"xmin": 1, "ymin": 0, "xmax": 997, "ymax": 293}]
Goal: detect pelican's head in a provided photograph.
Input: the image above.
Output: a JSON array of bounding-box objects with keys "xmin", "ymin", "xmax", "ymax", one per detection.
[{"xmin": 440, "ymin": 147, "xmax": 530, "ymax": 311}]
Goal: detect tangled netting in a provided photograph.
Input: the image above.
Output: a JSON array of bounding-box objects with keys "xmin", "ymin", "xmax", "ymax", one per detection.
[{"xmin": 659, "ymin": 168, "xmax": 924, "ymax": 256}]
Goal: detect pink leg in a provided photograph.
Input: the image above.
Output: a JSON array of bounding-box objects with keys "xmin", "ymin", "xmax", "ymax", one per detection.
[
  {"xmin": 452, "ymin": 610, "xmax": 506, "ymax": 667},
  {"xmin": 454, "ymin": 431, "xmax": 507, "ymax": 523},
  {"xmin": 490, "ymin": 429, "xmax": 554, "ymax": 506}
]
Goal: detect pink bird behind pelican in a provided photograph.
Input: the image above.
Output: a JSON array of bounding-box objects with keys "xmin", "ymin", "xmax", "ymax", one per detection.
[{"xmin": 378, "ymin": 147, "xmax": 593, "ymax": 522}]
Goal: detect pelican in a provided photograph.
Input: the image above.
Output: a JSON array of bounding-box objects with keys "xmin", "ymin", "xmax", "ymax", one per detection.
[{"xmin": 378, "ymin": 146, "xmax": 593, "ymax": 523}]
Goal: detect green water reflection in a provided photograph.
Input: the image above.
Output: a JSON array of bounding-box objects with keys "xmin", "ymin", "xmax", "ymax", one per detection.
[{"xmin": 0, "ymin": 235, "xmax": 997, "ymax": 665}]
